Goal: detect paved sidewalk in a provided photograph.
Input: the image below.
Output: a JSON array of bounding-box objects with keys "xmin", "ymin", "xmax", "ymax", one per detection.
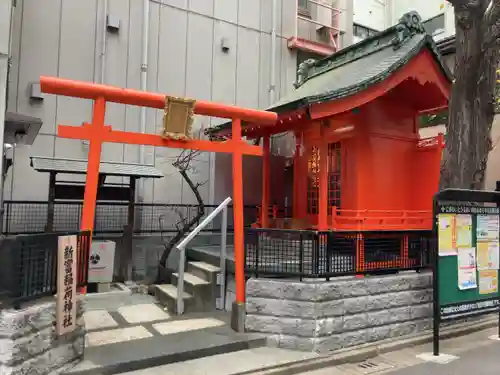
[
  {"xmin": 300, "ymin": 327, "xmax": 500, "ymax": 375},
  {"xmin": 120, "ymin": 324, "xmax": 500, "ymax": 375},
  {"xmin": 64, "ymin": 291, "xmax": 265, "ymax": 375},
  {"xmin": 384, "ymin": 342, "xmax": 500, "ymax": 375}
]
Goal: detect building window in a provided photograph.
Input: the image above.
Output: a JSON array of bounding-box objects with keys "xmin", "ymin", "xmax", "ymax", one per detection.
[
  {"xmin": 423, "ymin": 14, "xmax": 445, "ymax": 36},
  {"xmin": 353, "ymin": 23, "xmax": 378, "ymax": 40},
  {"xmin": 298, "ymin": 0, "xmax": 309, "ymax": 11},
  {"xmin": 298, "ymin": 0, "xmax": 310, "ymax": 16}
]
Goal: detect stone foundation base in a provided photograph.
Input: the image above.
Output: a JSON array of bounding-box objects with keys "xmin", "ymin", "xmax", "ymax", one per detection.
[
  {"xmin": 0, "ymin": 297, "xmax": 85, "ymax": 375},
  {"xmin": 245, "ymin": 272, "xmax": 434, "ymax": 353},
  {"xmin": 231, "ymin": 301, "xmax": 246, "ymax": 332}
]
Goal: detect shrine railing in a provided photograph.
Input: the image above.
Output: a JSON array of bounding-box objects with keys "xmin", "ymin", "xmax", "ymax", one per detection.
[
  {"xmin": 251, "ymin": 206, "xmax": 433, "ymax": 231},
  {"xmin": 329, "ymin": 208, "xmax": 433, "ymax": 231},
  {"xmin": 0, "ymin": 231, "xmax": 91, "ymax": 308},
  {"xmin": 417, "ymin": 134, "xmax": 444, "ymax": 149},
  {"xmin": 244, "ymin": 228, "xmax": 431, "ymax": 279},
  {"xmin": 2, "ymin": 201, "xmax": 258, "ymax": 236}
]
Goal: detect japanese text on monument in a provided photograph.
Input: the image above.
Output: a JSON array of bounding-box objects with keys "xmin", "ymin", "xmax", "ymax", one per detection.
[{"xmin": 56, "ymin": 235, "xmax": 78, "ymax": 335}]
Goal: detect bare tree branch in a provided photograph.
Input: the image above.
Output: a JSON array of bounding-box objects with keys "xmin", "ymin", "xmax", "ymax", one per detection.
[
  {"xmin": 486, "ymin": 0, "xmax": 500, "ymax": 24},
  {"xmin": 447, "ymin": 0, "xmax": 489, "ymax": 9},
  {"xmin": 157, "ymin": 123, "xmax": 208, "ymax": 272}
]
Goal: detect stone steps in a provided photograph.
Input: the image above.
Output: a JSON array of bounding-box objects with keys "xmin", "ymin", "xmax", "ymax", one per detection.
[{"xmin": 154, "ymin": 261, "xmax": 221, "ymax": 314}]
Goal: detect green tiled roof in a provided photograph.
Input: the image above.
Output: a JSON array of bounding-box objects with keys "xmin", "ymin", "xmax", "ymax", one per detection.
[{"xmin": 207, "ymin": 11, "xmax": 451, "ymax": 137}]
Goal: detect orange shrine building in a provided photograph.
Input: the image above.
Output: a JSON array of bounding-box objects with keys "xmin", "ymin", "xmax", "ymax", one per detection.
[{"xmin": 208, "ymin": 12, "xmax": 449, "ymax": 272}]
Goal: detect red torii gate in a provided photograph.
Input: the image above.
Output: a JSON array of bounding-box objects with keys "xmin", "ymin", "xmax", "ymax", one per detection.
[{"xmin": 39, "ymin": 76, "xmax": 277, "ymax": 313}]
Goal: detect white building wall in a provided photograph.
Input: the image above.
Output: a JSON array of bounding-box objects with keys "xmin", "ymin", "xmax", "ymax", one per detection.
[
  {"xmin": 5, "ymin": 0, "xmax": 457, "ymax": 207},
  {"xmin": 353, "ymin": 0, "xmax": 455, "ymax": 40},
  {"xmin": 5, "ymin": 0, "xmax": 298, "ymax": 205},
  {"xmin": 353, "ymin": 0, "xmax": 385, "ymax": 30}
]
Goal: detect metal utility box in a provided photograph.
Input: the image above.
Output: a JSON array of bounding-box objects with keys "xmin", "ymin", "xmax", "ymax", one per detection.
[{"xmin": 88, "ymin": 241, "xmax": 116, "ymax": 283}]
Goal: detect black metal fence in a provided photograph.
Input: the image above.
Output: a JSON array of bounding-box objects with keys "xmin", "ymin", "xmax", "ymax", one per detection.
[
  {"xmin": 0, "ymin": 231, "xmax": 91, "ymax": 308},
  {"xmin": 244, "ymin": 229, "xmax": 431, "ymax": 279},
  {"xmin": 2, "ymin": 200, "xmax": 259, "ymax": 235}
]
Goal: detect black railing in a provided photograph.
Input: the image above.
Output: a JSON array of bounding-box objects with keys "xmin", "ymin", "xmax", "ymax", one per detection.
[
  {"xmin": 244, "ymin": 229, "xmax": 431, "ymax": 279},
  {"xmin": 0, "ymin": 231, "xmax": 91, "ymax": 308},
  {"xmin": 2, "ymin": 201, "xmax": 259, "ymax": 235}
]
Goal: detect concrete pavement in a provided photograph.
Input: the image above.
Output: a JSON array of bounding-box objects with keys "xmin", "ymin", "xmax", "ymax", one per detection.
[
  {"xmin": 385, "ymin": 342, "xmax": 500, "ymax": 375},
  {"xmin": 120, "ymin": 324, "xmax": 500, "ymax": 375},
  {"xmin": 298, "ymin": 326, "xmax": 500, "ymax": 375},
  {"xmin": 64, "ymin": 290, "xmax": 266, "ymax": 375}
]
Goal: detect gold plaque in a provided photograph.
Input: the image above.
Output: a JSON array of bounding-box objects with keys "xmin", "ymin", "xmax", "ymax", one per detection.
[{"xmin": 162, "ymin": 95, "xmax": 196, "ymax": 140}]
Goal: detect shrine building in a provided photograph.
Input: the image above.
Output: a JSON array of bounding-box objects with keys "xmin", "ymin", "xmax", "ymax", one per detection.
[{"xmin": 207, "ymin": 12, "xmax": 450, "ymax": 273}]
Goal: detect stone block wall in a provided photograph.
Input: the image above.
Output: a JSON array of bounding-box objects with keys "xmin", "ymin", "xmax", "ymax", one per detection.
[
  {"xmin": 0, "ymin": 298, "xmax": 85, "ymax": 375},
  {"xmin": 245, "ymin": 272, "xmax": 433, "ymax": 353}
]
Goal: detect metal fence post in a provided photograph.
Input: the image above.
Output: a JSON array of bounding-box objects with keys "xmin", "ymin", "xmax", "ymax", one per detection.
[
  {"xmin": 219, "ymin": 206, "xmax": 227, "ymax": 310},
  {"xmin": 176, "ymin": 245, "xmax": 185, "ymax": 315},
  {"xmin": 432, "ymin": 196, "xmax": 440, "ymax": 356}
]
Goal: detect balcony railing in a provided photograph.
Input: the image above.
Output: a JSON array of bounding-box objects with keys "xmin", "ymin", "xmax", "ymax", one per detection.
[{"xmin": 291, "ymin": 0, "xmax": 343, "ymax": 55}]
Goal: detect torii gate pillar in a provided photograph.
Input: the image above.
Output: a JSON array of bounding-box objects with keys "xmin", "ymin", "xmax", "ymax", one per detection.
[{"xmin": 40, "ymin": 77, "xmax": 277, "ymax": 330}]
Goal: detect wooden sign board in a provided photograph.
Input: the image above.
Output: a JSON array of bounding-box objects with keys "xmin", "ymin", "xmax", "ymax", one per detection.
[
  {"xmin": 56, "ymin": 235, "xmax": 78, "ymax": 335},
  {"xmin": 162, "ymin": 95, "xmax": 195, "ymax": 140}
]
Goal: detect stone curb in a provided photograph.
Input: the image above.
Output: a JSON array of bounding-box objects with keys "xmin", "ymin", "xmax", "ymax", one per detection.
[
  {"xmin": 63, "ymin": 336, "xmax": 267, "ymax": 375},
  {"xmin": 235, "ymin": 315, "xmax": 498, "ymax": 375}
]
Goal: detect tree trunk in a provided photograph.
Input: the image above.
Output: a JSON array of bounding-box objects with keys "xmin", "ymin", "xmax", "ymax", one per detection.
[
  {"xmin": 441, "ymin": 5, "xmax": 497, "ymax": 190},
  {"xmin": 158, "ymin": 169, "xmax": 205, "ymax": 269}
]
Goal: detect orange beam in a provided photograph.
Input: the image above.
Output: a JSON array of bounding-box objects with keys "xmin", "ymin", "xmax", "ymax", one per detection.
[
  {"xmin": 418, "ymin": 105, "xmax": 448, "ymax": 115},
  {"xmin": 232, "ymin": 119, "xmax": 245, "ymax": 304},
  {"xmin": 318, "ymin": 141, "xmax": 329, "ymax": 230},
  {"xmin": 40, "ymin": 76, "xmax": 277, "ymax": 125},
  {"xmin": 293, "ymin": 133, "xmax": 301, "ymax": 218},
  {"xmin": 287, "ymin": 36, "xmax": 336, "ymax": 56},
  {"xmin": 58, "ymin": 124, "xmax": 263, "ymax": 156}
]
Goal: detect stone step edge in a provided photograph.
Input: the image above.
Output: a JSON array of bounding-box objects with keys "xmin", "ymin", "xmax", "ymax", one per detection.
[
  {"xmin": 188, "ymin": 261, "xmax": 221, "ymax": 273},
  {"xmin": 155, "ymin": 284, "xmax": 193, "ymax": 300},
  {"xmin": 235, "ymin": 315, "xmax": 498, "ymax": 375},
  {"xmin": 63, "ymin": 336, "xmax": 267, "ymax": 375},
  {"xmin": 172, "ymin": 272, "xmax": 211, "ymax": 286}
]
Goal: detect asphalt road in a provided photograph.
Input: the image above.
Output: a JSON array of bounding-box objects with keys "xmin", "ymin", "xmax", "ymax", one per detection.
[{"xmin": 385, "ymin": 340, "xmax": 500, "ymax": 375}]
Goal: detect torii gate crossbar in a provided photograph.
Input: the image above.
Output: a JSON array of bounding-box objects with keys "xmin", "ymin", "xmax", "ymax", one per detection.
[{"xmin": 40, "ymin": 76, "xmax": 277, "ymax": 308}]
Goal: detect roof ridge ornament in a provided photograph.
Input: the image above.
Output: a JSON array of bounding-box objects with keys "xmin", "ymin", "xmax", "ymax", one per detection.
[
  {"xmin": 294, "ymin": 58, "xmax": 317, "ymax": 89},
  {"xmin": 392, "ymin": 11, "xmax": 426, "ymax": 50}
]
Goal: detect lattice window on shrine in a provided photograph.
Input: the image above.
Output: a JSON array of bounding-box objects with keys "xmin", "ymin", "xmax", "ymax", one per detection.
[
  {"xmin": 307, "ymin": 146, "xmax": 320, "ymax": 215},
  {"xmin": 327, "ymin": 142, "xmax": 341, "ymax": 209}
]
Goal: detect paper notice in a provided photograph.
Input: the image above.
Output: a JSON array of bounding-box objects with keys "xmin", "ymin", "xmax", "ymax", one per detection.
[
  {"xmin": 477, "ymin": 215, "xmax": 500, "ymax": 242},
  {"xmin": 477, "ymin": 241, "xmax": 500, "ymax": 270},
  {"xmin": 456, "ymin": 214, "xmax": 473, "ymax": 248},
  {"xmin": 458, "ymin": 268, "xmax": 477, "ymax": 290},
  {"xmin": 438, "ymin": 214, "xmax": 456, "ymax": 256},
  {"xmin": 479, "ymin": 270, "xmax": 498, "ymax": 295},
  {"xmin": 458, "ymin": 247, "xmax": 476, "ymax": 269}
]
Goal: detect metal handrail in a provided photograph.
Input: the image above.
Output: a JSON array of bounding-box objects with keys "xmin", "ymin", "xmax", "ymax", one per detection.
[{"xmin": 175, "ymin": 196, "xmax": 232, "ymax": 315}]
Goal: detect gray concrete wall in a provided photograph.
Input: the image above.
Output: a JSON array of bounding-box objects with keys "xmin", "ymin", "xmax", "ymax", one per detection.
[
  {"xmin": 5, "ymin": 0, "xmax": 298, "ymax": 208},
  {"xmin": 0, "ymin": 297, "xmax": 85, "ymax": 375},
  {"xmin": 245, "ymin": 272, "xmax": 433, "ymax": 353}
]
